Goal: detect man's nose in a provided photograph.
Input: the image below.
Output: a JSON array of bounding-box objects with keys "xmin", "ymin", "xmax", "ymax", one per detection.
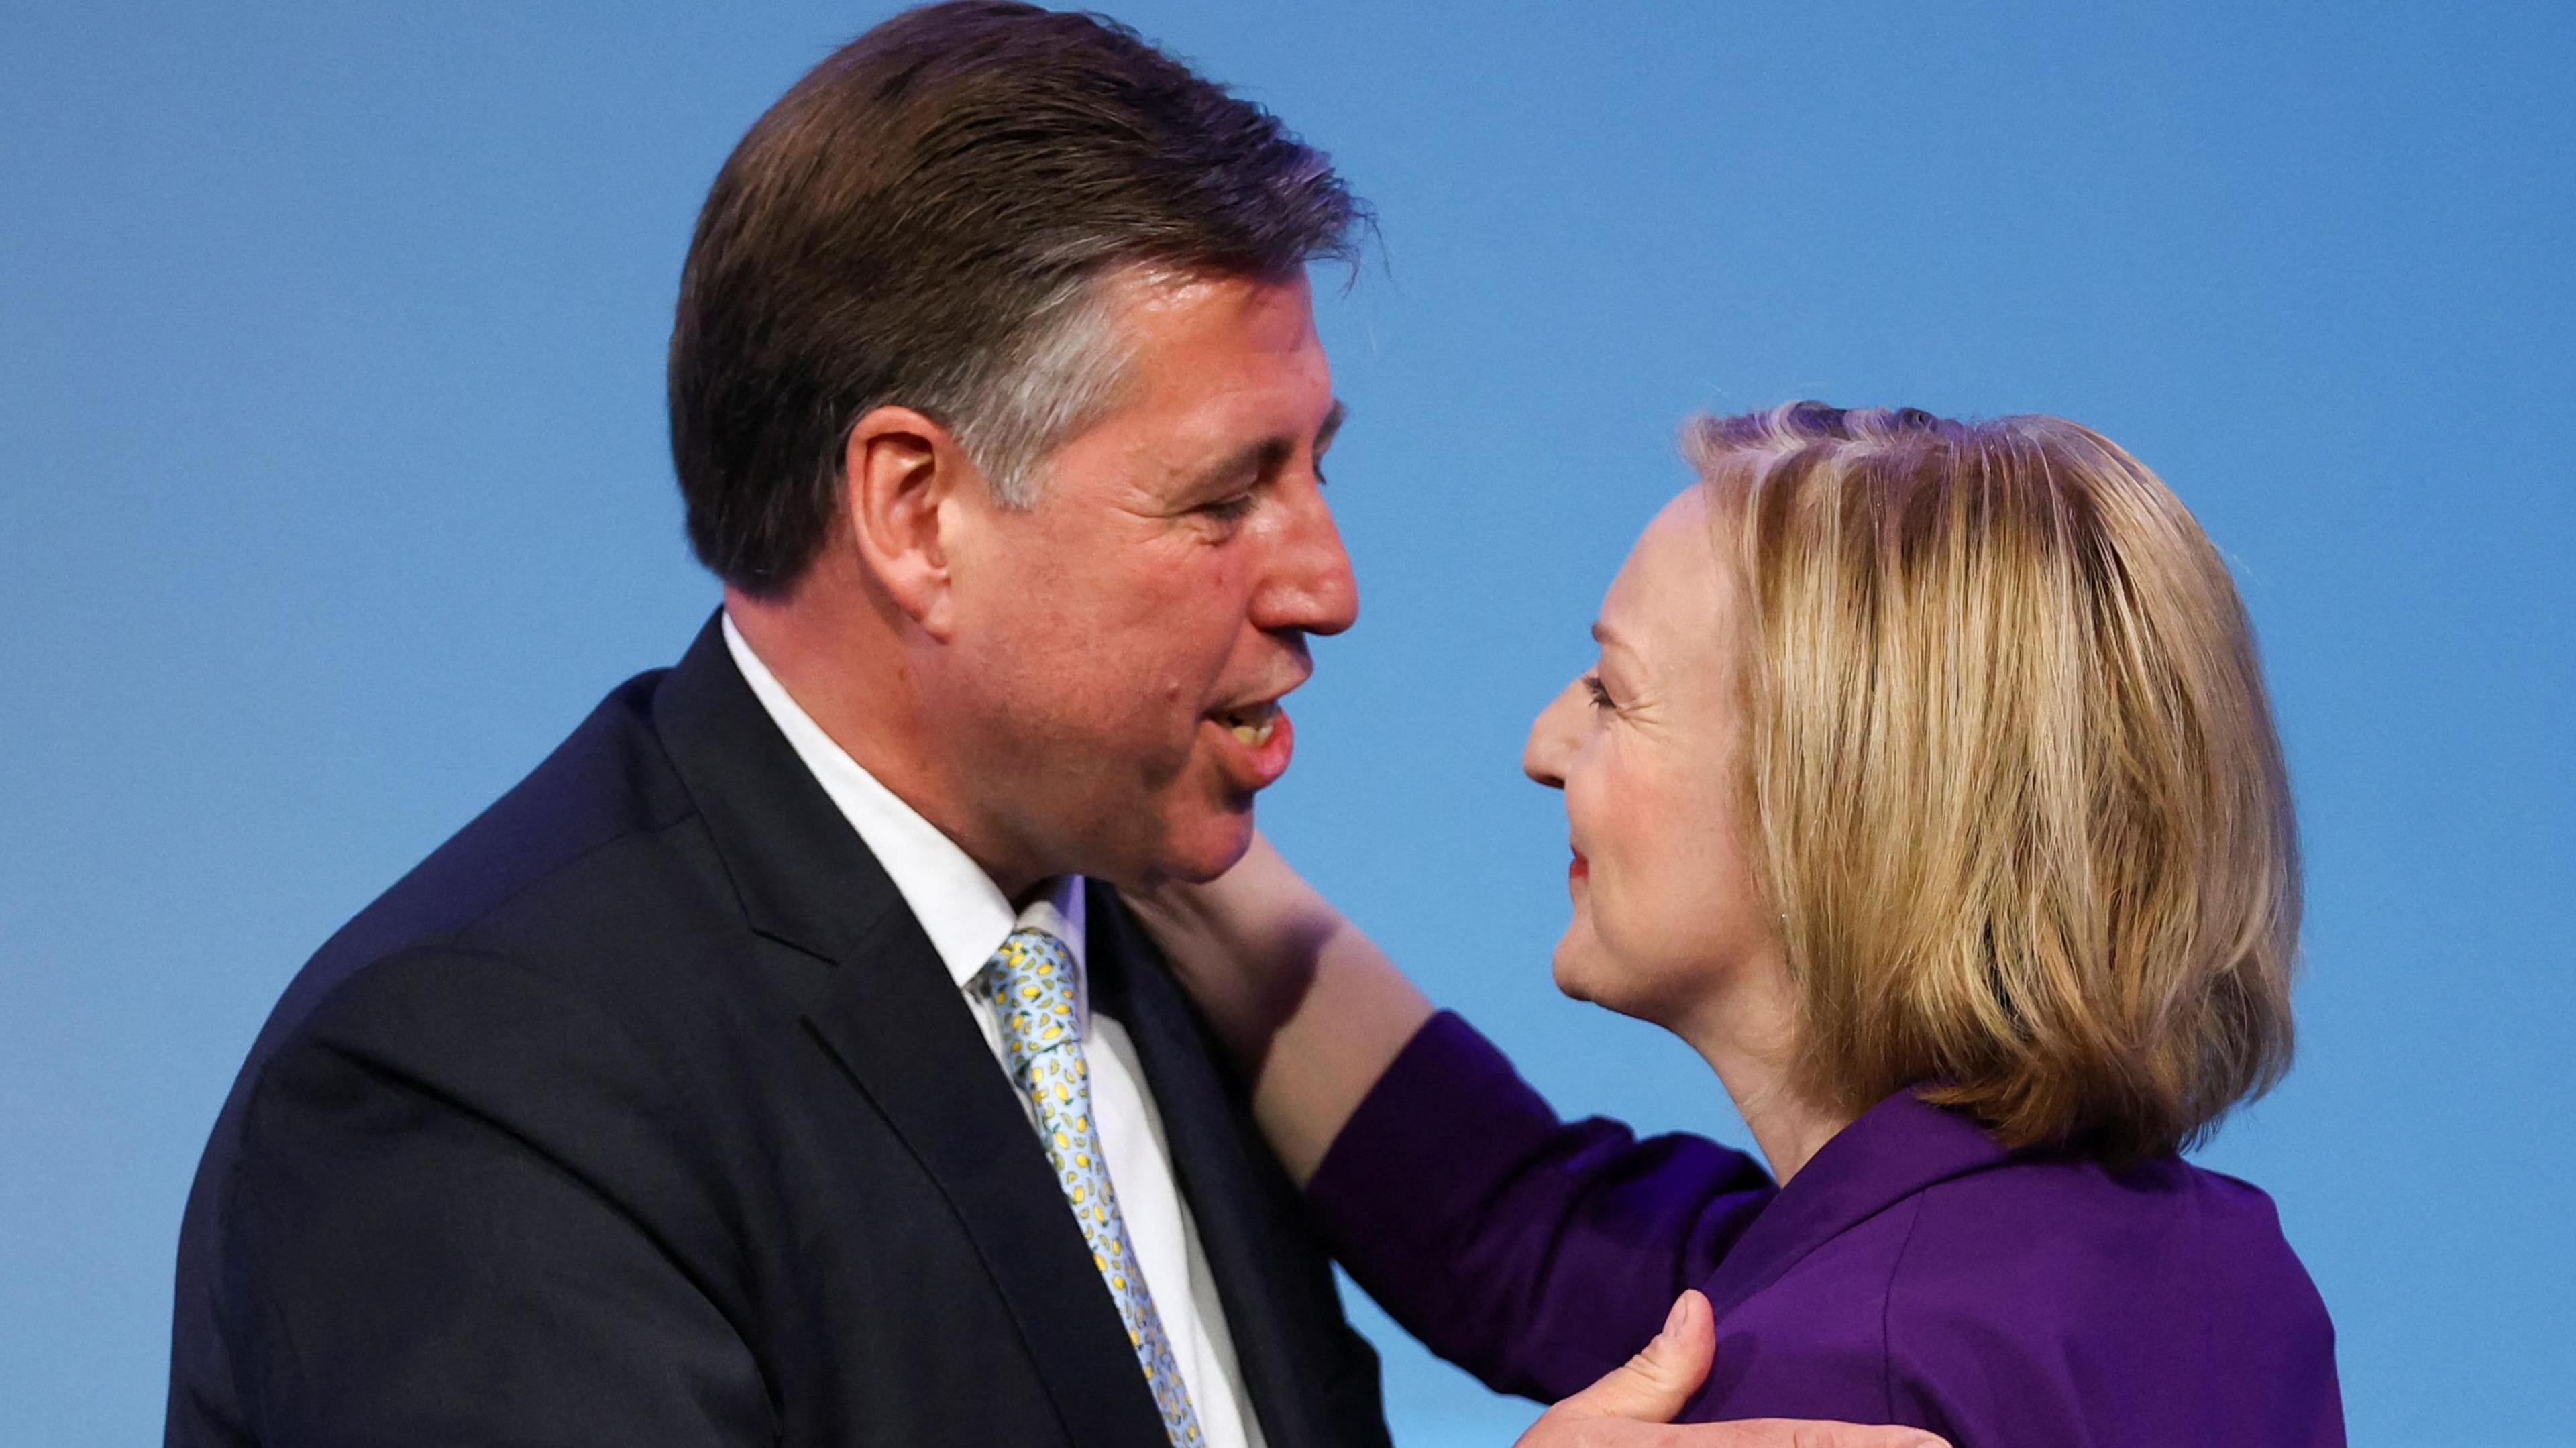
[
  {"xmin": 1254, "ymin": 479, "xmax": 1359, "ymax": 637},
  {"xmin": 1522, "ymin": 681, "xmax": 1580, "ymax": 789}
]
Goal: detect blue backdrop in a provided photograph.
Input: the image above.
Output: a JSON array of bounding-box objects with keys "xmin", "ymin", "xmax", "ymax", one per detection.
[{"xmin": 5, "ymin": 4, "xmax": 2569, "ymax": 1445}]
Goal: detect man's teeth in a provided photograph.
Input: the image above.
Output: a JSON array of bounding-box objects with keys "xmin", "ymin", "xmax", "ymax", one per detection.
[{"xmin": 1220, "ymin": 707, "xmax": 1277, "ymax": 747}]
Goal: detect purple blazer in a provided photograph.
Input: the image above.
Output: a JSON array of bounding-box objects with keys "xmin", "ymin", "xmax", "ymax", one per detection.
[{"xmin": 1306, "ymin": 1013, "xmax": 2343, "ymax": 1447}]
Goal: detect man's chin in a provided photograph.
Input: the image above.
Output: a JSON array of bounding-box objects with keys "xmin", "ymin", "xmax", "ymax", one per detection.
[
  {"xmin": 1173, "ymin": 812, "xmax": 1258, "ymax": 884},
  {"xmin": 1108, "ymin": 805, "xmax": 1256, "ymax": 890}
]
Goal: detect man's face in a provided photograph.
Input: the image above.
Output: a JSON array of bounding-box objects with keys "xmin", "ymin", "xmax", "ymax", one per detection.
[{"xmin": 932, "ymin": 270, "xmax": 1354, "ymax": 889}]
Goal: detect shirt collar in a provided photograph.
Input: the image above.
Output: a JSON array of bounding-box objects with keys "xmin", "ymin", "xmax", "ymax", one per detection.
[{"xmin": 720, "ymin": 612, "xmax": 1089, "ymax": 1031}]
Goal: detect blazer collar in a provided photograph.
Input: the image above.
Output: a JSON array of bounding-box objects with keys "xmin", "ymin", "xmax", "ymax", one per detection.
[
  {"xmin": 651, "ymin": 612, "xmax": 910, "ymax": 965},
  {"xmin": 650, "ymin": 613, "xmax": 1171, "ymax": 1448},
  {"xmin": 1698, "ymin": 1088, "xmax": 2012, "ymax": 1323}
]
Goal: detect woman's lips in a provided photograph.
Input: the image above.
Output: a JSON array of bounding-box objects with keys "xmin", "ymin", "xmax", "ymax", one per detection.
[{"xmin": 1568, "ymin": 851, "xmax": 1589, "ymax": 884}]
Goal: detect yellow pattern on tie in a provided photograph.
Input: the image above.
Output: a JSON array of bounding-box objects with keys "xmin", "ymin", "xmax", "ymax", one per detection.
[{"xmin": 978, "ymin": 928, "xmax": 1206, "ymax": 1448}]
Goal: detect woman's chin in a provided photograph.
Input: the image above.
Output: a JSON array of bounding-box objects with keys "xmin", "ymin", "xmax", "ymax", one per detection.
[
  {"xmin": 1552, "ymin": 934, "xmax": 1693, "ymax": 1029},
  {"xmin": 1550, "ymin": 935, "xmax": 1613, "ymax": 1008}
]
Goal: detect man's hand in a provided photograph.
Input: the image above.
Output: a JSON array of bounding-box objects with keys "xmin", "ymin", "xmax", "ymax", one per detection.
[{"xmin": 1510, "ymin": 1291, "xmax": 1951, "ymax": 1448}]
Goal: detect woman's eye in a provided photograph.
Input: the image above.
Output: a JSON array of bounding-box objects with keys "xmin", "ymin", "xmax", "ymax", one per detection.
[{"xmin": 1582, "ymin": 674, "xmax": 1615, "ymax": 710}]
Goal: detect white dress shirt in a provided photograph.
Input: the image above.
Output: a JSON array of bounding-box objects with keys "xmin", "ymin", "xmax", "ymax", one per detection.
[{"xmin": 722, "ymin": 616, "xmax": 1265, "ymax": 1448}]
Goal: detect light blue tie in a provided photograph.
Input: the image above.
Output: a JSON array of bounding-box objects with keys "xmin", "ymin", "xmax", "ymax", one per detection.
[{"xmin": 977, "ymin": 928, "xmax": 1206, "ymax": 1448}]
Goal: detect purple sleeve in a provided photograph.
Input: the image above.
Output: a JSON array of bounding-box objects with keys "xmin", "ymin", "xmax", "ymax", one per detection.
[{"xmin": 1303, "ymin": 1011, "xmax": 1775, "ymax": 1403}]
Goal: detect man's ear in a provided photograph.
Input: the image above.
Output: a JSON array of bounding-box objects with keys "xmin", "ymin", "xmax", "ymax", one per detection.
[{"xmin": 841, "ymin": 405, "xmax": 981, "ymax": 638}]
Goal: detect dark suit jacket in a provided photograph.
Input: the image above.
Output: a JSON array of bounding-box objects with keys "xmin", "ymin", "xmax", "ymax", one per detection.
[
  {"xmin": 166, "ymin": 616, "xmax": 1391, "ymax": 1448},
  {"xmin": 1307, "ymin": 1013, "xmax": 2341, "ymax": 1448}
]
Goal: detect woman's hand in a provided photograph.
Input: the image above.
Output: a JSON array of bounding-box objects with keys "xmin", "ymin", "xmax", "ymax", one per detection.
[
  {"xmin": 1141, "ymin": 857, "xmax": 1945, "ymax": 1448},
  {"xmin": 1127, "ymin": 833, "xmax": 1433, "ymax": 1184},
  {"xmin": 1126, "ymin": 832, "xmax": 1341, "ymax": 1067},
  {"xmin": 1513, "ymin": 1292, "xmax": 1950, "ymax": 1448}
]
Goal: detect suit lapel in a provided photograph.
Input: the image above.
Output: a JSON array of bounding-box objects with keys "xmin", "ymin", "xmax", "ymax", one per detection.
[
  {"xmin": 801, "ymin": 912, "xmax": 1171, "ymax": 1448},
  {"xmin": 652, "ymin": 614, "xmax": 1167, "ymax": 1448},
  {"xmin": 1086, "ymin": 884, "xmax": 1347, "ymax": 1448}
]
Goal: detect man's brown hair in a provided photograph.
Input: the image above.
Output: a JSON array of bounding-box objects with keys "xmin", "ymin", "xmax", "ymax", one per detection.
[{"xmin": 669, "ymin": 1, "xmax": 1364, "ymax": 596}]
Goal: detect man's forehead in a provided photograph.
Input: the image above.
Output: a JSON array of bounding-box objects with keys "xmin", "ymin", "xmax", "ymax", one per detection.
[{"xmin": 1055, "ymin": 270, "xmax": 1338, "ymax": 492}]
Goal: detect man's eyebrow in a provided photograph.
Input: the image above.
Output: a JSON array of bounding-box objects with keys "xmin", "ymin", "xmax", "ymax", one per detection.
[
  {"xmin": 1184, "ymin": 398, "xmax": 1351, "ymax": 493},
  {"xmin": 1316, "ymin": 399, "xmax": 1348, "ymax": 454}
]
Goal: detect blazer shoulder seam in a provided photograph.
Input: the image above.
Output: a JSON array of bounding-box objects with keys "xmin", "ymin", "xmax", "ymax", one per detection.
[
  {"xmin": 255, "ymin": 806, "xmax": 716, "ymax": 1131},
  {"xmin": 439, "ymin": 795, "xmax": 710, "ymax": 948}
]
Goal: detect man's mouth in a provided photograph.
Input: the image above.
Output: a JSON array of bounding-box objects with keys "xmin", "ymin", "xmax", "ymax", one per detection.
[
  {"xmin": 1213, "ymin": 699, "xmax": 1279, "ymax": 748},
  {"xmin": 1204, "ymin": 695, "xmax": 1295, "ymax": 791}
]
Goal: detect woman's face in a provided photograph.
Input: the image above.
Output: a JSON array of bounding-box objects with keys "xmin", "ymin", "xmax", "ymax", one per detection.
[{"xmin": 1523, "ymin": 486, "xmax": 1782, "ymax": 1029}]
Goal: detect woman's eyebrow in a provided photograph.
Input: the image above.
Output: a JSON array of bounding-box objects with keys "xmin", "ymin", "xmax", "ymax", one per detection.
[{"xmin": 1590, "ymin": 620, "xmax": 1652, "ymax": 677}]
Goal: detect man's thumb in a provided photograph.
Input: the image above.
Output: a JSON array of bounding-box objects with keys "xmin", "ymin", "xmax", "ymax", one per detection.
[{"xmin": 1554, "ymin": 1290, "xmax": 1717, "ymax": 1424}]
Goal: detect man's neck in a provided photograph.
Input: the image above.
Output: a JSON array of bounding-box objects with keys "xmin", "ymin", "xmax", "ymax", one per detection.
[{"xmin": 722, "ymin": 580, "xmax": 1046, "ymax": 899}]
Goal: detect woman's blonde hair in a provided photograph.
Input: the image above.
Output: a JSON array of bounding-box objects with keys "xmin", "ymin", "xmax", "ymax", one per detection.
[{"xmin": 1688, "ymin": 402, "xmax": 2299, "ymax": 1161}]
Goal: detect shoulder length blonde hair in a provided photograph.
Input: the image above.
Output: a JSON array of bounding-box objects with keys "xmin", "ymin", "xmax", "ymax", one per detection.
[{"xmin": 1690, "ymin": 402, "xmax": 2299, "ymax": 1162}]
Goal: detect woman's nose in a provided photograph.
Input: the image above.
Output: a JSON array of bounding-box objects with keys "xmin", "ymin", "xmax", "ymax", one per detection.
[{"xmin": 1523, "ymin": 680, "xmax": 1582, "ymax": 789}]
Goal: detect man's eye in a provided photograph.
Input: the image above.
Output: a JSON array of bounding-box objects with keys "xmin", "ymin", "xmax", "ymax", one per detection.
[{"xmin": 1197, "ymin": 494, "xmax": 1257, "ymax": 522}]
